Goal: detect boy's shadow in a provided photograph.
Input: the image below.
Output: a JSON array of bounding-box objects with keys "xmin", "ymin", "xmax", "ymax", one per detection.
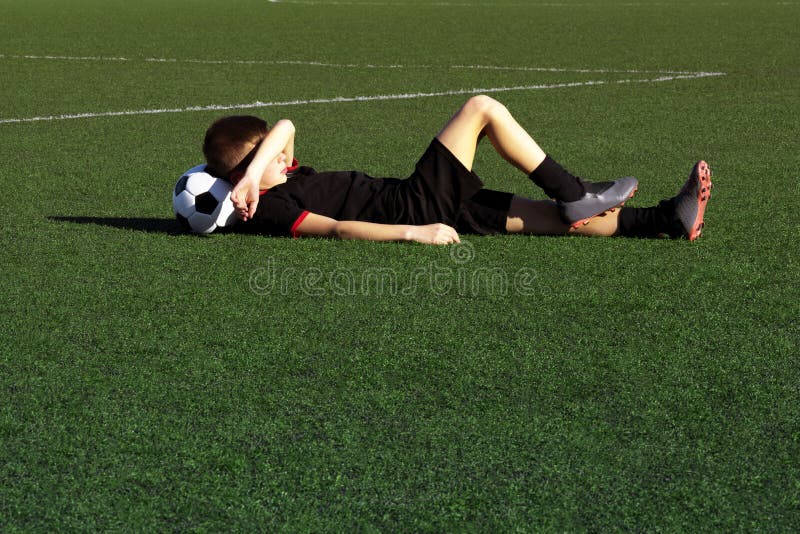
[{"xmin": 48, "ymin": 216, "xmax": 183, "ymax": 235}]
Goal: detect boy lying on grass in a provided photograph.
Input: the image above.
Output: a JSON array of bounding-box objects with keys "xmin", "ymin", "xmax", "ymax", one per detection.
[{"xmin": 202, "ymin": 95, "xmax": 712, "ymax": 244}]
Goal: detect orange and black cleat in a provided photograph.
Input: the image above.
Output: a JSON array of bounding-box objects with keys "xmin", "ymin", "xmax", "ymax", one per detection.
[
  {"xmin": 559, "ymin": 176, "xmax": 639, "ymax": 228},
  {"xmin": 673, "ymin": 160, "xmax": 713, "ymax": 241}
]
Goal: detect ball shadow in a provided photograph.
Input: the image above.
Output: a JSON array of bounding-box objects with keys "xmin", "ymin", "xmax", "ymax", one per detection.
[{"xmin": 48, "ymin": 216, "xmax": 184, "ymax": 235}]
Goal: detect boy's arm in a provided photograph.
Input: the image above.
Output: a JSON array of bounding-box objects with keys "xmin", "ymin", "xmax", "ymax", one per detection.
[
  {"xmin": 231, "ymin": 119, "xmax": 295, "ymax": 220},
  {"xmin": 282, "ymin": 126, "xmax": 294, "ymax": 168},
  {"xmin": 245, "ymin": 119, "xmax": 295, "ymax": 179},
  {"xmin": 296, "ymin": 213, "xmax": 460, "ymax": 244}
]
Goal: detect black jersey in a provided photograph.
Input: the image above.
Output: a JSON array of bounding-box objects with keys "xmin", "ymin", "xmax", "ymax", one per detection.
[
  {"xmin": 247, "ymin": 168, "xmax": 408, "ymax": 237},
  {"xmin": 242, "ymin": 138, "xmax": 514, "ymax": 237}
]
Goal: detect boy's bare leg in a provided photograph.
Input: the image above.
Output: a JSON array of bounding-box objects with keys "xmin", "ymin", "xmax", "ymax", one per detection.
[
  {"xmin": 438, "ymin": 95, "xmax": 637, "ymax": 228},
  {"xmin": 569, "ymin": 209, "xmax": 620, "ymax": 236},
  {"xmin": 505, "ymin": 195, "xmax": 620, "ymax": 236},
  {"xmin": 436, "ymin": 95, "xmax": 546, "ymax": 172}
]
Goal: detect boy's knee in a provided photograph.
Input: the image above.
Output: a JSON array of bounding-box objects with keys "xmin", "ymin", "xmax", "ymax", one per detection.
[{"xmin": 464, "ymin": 95, "xmax": 507, "ymax": 120}]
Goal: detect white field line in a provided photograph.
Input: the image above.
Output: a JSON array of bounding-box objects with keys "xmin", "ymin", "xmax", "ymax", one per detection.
[
  {"xmin": 267, "ymin": 0, "xmax": 794, "ymax": 5},
  {"xmin": 266, "ymin": 1, "xmax": 582, "ymax": 5},
  {"xmin": 266, "ymin": 0, "xmax": 739, "ymax": 6},
  {"xmin": 0, "ymin": 71, "xmax": 724, "ymax": 125},
  {"xmin": 0, "ymin": 54, "xmax": 711, "ymax": 75}
]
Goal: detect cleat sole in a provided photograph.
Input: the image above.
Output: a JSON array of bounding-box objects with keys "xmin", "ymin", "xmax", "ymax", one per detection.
[{"xmin": 686, "ymin": 161, "xmax": 712, "ymax": 241}]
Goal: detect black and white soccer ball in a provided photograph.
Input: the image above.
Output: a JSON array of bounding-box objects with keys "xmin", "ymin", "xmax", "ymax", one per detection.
[{"xmin": 172, "ymin": 165, "xmax": 237, "ymax": 234}]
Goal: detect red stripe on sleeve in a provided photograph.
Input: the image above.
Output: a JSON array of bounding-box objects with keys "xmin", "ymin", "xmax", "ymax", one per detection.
[{"xmin": 290, "ymin": 210, "xmax": 310, "ymax": 238}]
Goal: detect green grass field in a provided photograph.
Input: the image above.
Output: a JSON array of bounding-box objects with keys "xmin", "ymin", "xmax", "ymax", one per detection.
[{"xmin": 2, "ymin": 0, "xmax": 799, "ymax": 530}]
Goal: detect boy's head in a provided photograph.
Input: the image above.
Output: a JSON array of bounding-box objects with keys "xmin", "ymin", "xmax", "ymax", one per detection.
[{"xmin": 202, "ymin": 115, "xmax": 269, "ymax": 180}]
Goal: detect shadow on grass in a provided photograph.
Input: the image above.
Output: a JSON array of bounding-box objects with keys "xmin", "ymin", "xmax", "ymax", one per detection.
[{"xmin": 48, "ymin": 216, "xmax": 184, "ymax": 235}]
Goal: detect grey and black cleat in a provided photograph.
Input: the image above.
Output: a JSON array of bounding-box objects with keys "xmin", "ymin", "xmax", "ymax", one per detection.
[
  {"xmin": 559, "ymin": 176, "xmax": 639, "ymax": 228},
  {"xmin": 673, "ymin": 160, "xmax": 713, "ymax": 241}
]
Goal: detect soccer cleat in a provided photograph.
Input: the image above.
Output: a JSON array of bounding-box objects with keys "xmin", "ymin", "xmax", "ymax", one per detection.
[
  {"xmin": 559, "ymin": 176, "xmax": 639, "ymax": 228},
  {"xmin": 672, "ymin": 160, "xmax": 713, "ymax": 241}
]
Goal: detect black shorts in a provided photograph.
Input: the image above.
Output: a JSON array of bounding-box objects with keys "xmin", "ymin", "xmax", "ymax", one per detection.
[{"xmin": 403, "ymin": 138, "xmax": 513, "ymax": 235}]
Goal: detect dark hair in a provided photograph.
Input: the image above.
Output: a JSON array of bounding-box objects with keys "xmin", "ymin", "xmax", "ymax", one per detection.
[{"xmin": 202, "ymin": 115, "xmax": 269, "ymax": 179}]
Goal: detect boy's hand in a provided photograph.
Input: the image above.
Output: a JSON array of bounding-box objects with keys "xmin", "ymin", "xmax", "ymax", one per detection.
[
  {"xmin": 408, "ymin": 223, "xmax": 460, "ymax": 245},
  {"xmin": 231, "ymin": 174, "xmax": 260, "ymax": 221}
]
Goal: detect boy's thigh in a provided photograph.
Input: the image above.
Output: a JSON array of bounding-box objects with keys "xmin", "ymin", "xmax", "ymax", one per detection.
[{"xmin": 435, "ymin": 99, "xmax": 490, "ymax": 171}]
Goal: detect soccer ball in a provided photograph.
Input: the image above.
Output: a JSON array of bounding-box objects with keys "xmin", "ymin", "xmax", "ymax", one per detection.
[{"xmin": 172, "ymin": 165, "xmax": 237, "ymax": 234}]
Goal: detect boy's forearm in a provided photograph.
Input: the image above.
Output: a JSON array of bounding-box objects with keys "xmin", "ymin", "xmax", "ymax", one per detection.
[
  {"xmin": 333, "ymin": 220, "xmax": 412, "ymax": 242},
  {"xmin": 297, "ymin": 216, "xmax": 457, "ymax": 244},
  {"xmin": 283, "ymin": 128, "xmax": 295, "ymax": 166},
  {"xmin": 248, "ymin": 119, "xmax": 295, "ymax": 176}
]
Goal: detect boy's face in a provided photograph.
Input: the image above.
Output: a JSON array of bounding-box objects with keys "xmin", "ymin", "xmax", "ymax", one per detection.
[
  {"xmin": 230, "ymin": 152, "xmax": 289, "ymax": 190},
  {"xmin": 258, "ymin": 152, "xmax": 290, "ymax": 189}
]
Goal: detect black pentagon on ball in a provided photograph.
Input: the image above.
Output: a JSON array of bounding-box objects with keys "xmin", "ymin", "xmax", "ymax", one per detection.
[
  {"xmin": 195, "ymin": 191, "xmax": 219, "ymax": 215},
  {"xmin": 176, "ymin": 213, "xmax": 192, "ymax": 232},
  {"xmin": 174, "ymin": 174, "xmax": 190, "ymax": 196}
]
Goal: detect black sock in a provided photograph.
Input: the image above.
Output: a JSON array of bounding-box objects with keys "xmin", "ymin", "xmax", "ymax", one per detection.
[
  {"xmin": 528, "ymin": 155, "xmax": 586, "ymax": 202},
  {"xmin": 617, "ymin": 200, "xmax": 682, "ymax": 238}
]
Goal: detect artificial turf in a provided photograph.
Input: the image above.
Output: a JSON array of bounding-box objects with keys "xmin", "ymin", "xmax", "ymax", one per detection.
[{"xmin": 1, "ymin": 0, "xmax": 799, "ymax": 530}]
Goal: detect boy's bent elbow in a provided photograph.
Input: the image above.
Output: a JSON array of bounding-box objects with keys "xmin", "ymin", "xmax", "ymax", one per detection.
[{"xmin": 274, "ymin": 119, "xmax": 295, "ymax": 132}]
